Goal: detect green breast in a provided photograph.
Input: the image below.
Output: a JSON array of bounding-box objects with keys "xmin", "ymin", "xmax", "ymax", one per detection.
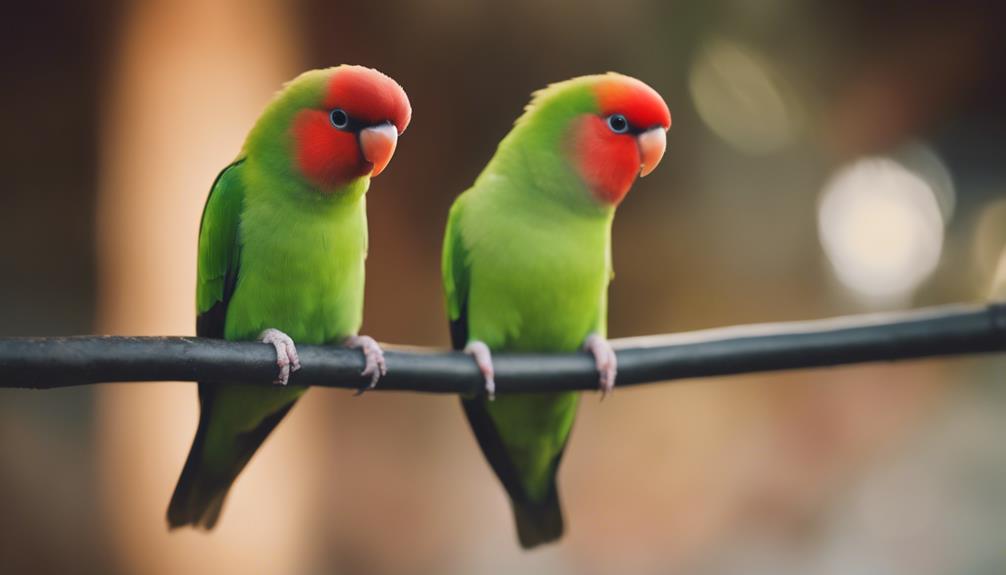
[
  {"xmin": 463, "ymin": 190, "xmax": 610, "ymax": 353},
  {"xmin": 224, "ymin": 193, "xmax": 367, "ymax": 345}
]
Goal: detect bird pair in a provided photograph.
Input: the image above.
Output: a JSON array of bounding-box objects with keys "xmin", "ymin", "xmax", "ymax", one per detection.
[{"xmin": 167, "ymin": 65, "xmax": 671, "ymax": 549}]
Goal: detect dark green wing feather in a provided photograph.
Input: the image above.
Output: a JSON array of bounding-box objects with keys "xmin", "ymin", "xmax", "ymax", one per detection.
[
  {"xmin": 168, "ymin": 159, "xmax": 247, "ymax": 529},
  {"xmin": 443, "ymin": 199, "xmax": 469, "ymax": 349},
  {"xmin": 195, "ymin": 159, "xmax": 245, "ymax": 339}
]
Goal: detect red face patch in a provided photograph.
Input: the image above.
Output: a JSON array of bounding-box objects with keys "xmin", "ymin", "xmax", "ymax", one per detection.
[
  {"xmin": 570, "ymin": 115, "xmax": 640, "ymax": 205},
  {"xmin": 324, "ymin": 66, "xmax": 412, "ymax": 134},
  {"xmin": 292, "ymin": 109, "xmax": 368, "ymax": 187}
]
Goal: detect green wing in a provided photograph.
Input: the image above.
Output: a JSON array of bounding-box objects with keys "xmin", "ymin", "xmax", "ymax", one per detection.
[
  {"xmin": 442, "ymin": 195, "xmax": 470, "ymax": 349},
  {"xmin": 195, "ymin": 159, "xmax": 245, "ymax": 338},
  {"xmin": 168, "ymin": 159, "xmax": 250, "ymax": 529}
]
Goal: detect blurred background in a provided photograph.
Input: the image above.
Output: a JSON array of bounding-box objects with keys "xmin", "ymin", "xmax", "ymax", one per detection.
[{"xmin": 2, "ymin": 0, "xmax": 1005, "ymax": 573}]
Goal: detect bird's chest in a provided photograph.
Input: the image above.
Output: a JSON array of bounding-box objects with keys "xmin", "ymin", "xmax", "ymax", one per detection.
[
  {"xmin": 468, "ymin": 220, "xmax": 608, "ymax": 352},
  {"xmin": 225, "ymin": 204, "xmax": 366, "ymax": 343}
]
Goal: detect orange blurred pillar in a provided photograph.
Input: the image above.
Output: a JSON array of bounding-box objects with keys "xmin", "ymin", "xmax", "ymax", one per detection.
[{"xmin": 94, "ymin": 1, "xmax": 322, "ymax": 573}]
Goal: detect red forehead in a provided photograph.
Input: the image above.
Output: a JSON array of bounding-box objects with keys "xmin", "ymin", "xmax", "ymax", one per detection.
[
  {"xmin": 324, "ymin": 66, "xmax": 412, "ymax": 133},
  {"xmin": 594, "ymin": 76, "xmax": 671, "ymax": 130}
]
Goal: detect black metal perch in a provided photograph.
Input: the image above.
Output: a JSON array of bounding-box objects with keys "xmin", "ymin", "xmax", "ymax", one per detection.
[{"xmin": 1, "ymin": 302, "xmax": 1004, "ymax": 394}]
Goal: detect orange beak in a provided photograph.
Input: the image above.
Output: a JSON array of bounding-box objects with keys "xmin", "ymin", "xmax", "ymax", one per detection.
[
  {"xmin": 637, "ymin": 127, "xmax": 667, "ymax": 177},
  {"xmin": 360, "ymin": 122, "xmax": 399, "ymax": 177}
]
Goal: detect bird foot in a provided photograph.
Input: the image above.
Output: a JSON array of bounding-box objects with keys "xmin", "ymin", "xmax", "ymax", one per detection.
[
  {"xmin": 259, "ymin": 328, "xmax": 301, "ymax": 386},
  {"xmin": 464, "ymin": 340, "xmax": 496, "ymax": 400},
  {"xmin": 345, "ymin": 335, "xmax": 387, "ymax": 394},
  {"xmin": 584, "ymin": 333, "xmax": 617, "ymax": 398}
]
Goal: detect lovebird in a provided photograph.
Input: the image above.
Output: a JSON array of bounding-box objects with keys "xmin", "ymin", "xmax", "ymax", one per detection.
[
  {"xmin": 442, "ymin": 73, "xmax": 670, "ymax": 548},
  {"xmin": 167, "ymin": 66, "xmax": 411, "ymax": 529}
]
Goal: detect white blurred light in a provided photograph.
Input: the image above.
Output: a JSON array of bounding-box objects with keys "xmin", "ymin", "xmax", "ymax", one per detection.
[
  {"xmin": 818, "ymin": 158, "xmax": 944, "ymax": 301},
  {"xmin": 893, "ymin": 142, "xmax": 956, "ymax": 223},
  {"xmin": 689, "ymin": 37, "xmax": 800, "ymax": 155}
]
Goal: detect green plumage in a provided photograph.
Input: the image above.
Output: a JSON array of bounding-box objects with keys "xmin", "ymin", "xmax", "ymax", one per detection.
[
  {"xmin": 443, "ymin": 77, "xmax": 614, "ymax": 548},
  {"xmin": 168, "ymin": 70, "xmax": 371, "ymax": 529}
]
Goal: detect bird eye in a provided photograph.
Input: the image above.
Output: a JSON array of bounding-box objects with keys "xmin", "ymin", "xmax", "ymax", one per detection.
[
  {"xmin": 606, "ymin": 114, "xmax": 629, "ymax": 134},
  {"xmin": 329, "ymin": 109, "xmax": 350, "ymax": 129}
]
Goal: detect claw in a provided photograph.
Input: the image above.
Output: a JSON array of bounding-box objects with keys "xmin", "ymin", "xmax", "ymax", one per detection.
[
  {"xmin": 345, "ymin": 335, "xmax": 387, "ymax": 395},
  {"xmin": 584, "ymin": 333, "xmax": 617, "ymax": 398},
  {"xmin": 259, "ymin": 328, "xmax": 301, "ymax": 386},
  {"xmin": 464, "ymin": 340, "xmax": 496, "ymax": 400}
]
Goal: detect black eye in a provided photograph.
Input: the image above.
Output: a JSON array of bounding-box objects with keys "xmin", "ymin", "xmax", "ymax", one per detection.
[
  {"xmin": 329, "ymin": 109, "xmax": 349, "ymax": 129},
  {"xmin": 606, "ymin": 114, "xmax": 629, "ymax": 134}
]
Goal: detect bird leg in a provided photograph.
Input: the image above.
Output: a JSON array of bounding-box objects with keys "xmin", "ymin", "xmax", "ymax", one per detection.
[
  {"xmin": 344, "ymin": 335, "xmax": 387, "ymax": 394},
  {"xmin": 259, "ymin": 328, "xmax": 301, "ymax": 386},
  {"xmin": 464, "ymin": 340, "xmax": 496, "ymax": 400},
  {"xmin": 583, "ymin": 333, "xmax": 617, "ymax": 398}
]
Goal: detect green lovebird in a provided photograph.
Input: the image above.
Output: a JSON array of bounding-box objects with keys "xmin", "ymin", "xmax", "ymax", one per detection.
[
  {"xmin": 167, "ymin": 65, "xmax": 411, "ymax": 529},
  {"xmin": 442, "ymin": 73, "xmax": 670, "ymax": 548}
]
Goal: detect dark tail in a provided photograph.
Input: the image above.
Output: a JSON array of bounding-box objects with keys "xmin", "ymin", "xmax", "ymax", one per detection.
[
  {"xmin": 512, "ymin": 484, "xmax": 564, "ymax": 549},
  {"xmin": 166, "ymin": 410, "xmax": 227, "ymax": 530},
  {"xmin": 167, "ymin": 390, "xmax": 295, "ymax": 530},
  {"xmin": 461, "ymin": 397, "xmax": 568, "ymax": 548}
]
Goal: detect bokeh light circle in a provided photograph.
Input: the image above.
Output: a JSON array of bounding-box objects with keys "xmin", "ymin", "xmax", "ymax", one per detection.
[{"xmin": 818, "ymin": 158, "xmax": 944, "ymax": 300}]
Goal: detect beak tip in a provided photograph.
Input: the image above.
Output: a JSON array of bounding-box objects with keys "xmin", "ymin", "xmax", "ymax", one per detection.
[
  {"xmin": 360, "ymin": 123, "xmax": 399, "ymax": 178},
  {"xmin": 636, "ymin": 127, "xmax": 667, "ymax": 179}
]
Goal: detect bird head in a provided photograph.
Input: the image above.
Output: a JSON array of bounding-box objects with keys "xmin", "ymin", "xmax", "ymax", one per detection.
[
  {"xmin": 245, "ymin": 65, "xmax": 411, "ymax": 193},
  {"xmin": 513, "ymin": 73, "xmax": 671, "ymax": 207}
]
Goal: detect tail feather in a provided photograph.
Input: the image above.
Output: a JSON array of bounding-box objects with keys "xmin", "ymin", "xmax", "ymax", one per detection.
[
  {"xmin": 512, "ymin": 486, "xmax": 564, "ymax": 549},
  {"xmin": 167, "ymin": 402, "xmax": 231, "ymax": 530},
  {"xmin": 198, "ymin": 492, "xmax": 226, "ymax": 530},
  {"xmin": 461, "ymin": 397, "xmax": 569, "ymax": 548},
  {"xmin": 167, "ymin": 389, "xmax": 296, "ymax": 530},
  {"xmin": 167, "ymin": 482, "xmax": 227, "ymax": 530}
]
